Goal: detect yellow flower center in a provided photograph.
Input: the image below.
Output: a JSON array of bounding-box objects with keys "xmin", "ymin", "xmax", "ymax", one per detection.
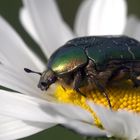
[{"xmin": 54, "ymin": 80, "xmax": 140, "ymax": 127}]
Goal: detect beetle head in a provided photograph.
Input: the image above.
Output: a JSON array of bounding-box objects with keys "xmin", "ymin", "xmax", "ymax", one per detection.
[
  {"xmin": 38, "ymin": 69, "xmax": 57, "ymax": 91},
  {"xmin": 24, "ymin": 68, "xmax": 57, "ymax": 91}
]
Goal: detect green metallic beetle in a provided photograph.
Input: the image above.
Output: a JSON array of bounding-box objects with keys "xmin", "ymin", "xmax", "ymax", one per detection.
[{"xmin": 25, "ymin": 35, "xmax": 140, "ymax": 108}]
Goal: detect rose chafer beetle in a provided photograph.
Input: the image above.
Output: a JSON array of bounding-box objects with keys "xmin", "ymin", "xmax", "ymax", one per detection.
[{"xmin": 25, "ymin": 35, "xmax": 140, "ymax": 109}]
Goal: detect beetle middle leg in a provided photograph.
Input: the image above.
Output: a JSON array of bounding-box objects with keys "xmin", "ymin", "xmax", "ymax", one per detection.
[
  {"xmin": 86, "ymin": 60, "xmax": 112, "ymax": 109},
  {"xmin": 88, "ymin": 74, "xmax": 112, "ymax": 109}
]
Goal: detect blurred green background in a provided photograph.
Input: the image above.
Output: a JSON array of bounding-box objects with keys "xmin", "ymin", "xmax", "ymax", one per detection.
[{"xmin": 0, "ymin": 0, "xmax": 140, "ymax": 140}]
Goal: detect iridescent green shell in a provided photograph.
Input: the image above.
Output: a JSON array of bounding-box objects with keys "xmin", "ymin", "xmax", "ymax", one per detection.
[{"xmin": 47, "ymin": 45, "xmax": 88, "ymax": 75}]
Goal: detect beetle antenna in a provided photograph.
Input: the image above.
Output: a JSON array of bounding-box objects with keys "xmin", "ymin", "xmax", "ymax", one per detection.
[{"xmin": 24, "ymin": 68, "xmax": 42, "ymax": 76}]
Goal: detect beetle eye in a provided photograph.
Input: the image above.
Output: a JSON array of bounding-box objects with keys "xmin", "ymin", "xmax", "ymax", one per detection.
[
  {"xmin": 49, "ymin": 77, "xmax": 57, "ymax": 83},
  {"xmin": 49, "ymin": 78, "xmax": 54, "ymax": 83}
]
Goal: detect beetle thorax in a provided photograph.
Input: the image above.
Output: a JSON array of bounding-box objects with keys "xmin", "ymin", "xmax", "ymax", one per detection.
[{"xmin": 47, "ymin": 44, "xmax": 88, "ymax": 75}]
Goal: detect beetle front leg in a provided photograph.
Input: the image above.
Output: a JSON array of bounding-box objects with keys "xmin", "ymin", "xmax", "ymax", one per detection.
[{"xmin": 73, "ymin": 71, "xmax": 86, "ymax": 97}]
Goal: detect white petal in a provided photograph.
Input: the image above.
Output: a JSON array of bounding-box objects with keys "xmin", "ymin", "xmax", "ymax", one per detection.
[
  {"xmin": 0, "ymin": 65, "xmax": 41, "ymax": 97},
  {"xmin": 0, "ymin": 16, "xmax": 45, "ymax": 71},
  {"xmin": 0, "ymin": 90, "xmax": 64, "ymax": 123},
  {"xmin": 88, "ymin": 102, "xmax": 140, "ymax": 140},
  {"xmin": 47, "ymin": 103, "xmax": 93, "ymax": 123},
  {"xmin": 63, "ymin": 120, "xmax": 106, "ymax": 136},
  {"xmin": 75, "ymin": 0, "xmax": 127, "ymax": 36},
  {"xmin": 32, "ymin": 97, "xmax": 94, "ymax": 124},
  {"xmin": 0, "ymin": 90, "xmax": 93, "ymax": 125},
  {"xmin": 19, "ymin": 8, "xmax": 41, "ymax": 45},
  {"xmin": 124, "ymin": 16, "xmax": 140, "ymax": 41},
  {"xmin": 0, "ymin": 115, "xmax": 55, "ymax": 140},
  {"xmin": 22, "ymin": 0, "xmax": 74, "ymax": 58},
  {"xmin": 74, "ymin": 0, "xmax": 93, "ymax": 36}
]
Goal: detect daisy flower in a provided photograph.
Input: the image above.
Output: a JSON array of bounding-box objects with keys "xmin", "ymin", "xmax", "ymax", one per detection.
[{"xmin": 1, "ymin": 0, "xmax": 140, "ymax": 140}]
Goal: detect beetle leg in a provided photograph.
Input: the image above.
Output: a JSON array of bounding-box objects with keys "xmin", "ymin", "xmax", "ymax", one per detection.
[
  {"xmin": 61, "ymin": 85, "xmax": 66, "ymax": 91},
  {"xmin": 130, "ymin": 71, "xmax": 140, "ymax": 87},
  {"xmin": 128, "ymin": 63, "xmax": 140, "ymax": 87},
  {"xmin": 108, "ymin": 66, "xmax": 129, "ymax": 82},
  {"xmin": 89, "ymin": 76, "xmax": 112, "ymax": 109},
  {"xmin": 74, "ymin": 88, "xmax": 86, "ymax": 97},
  {"xmin": 73, "ymin": 71, "xmax": 86, "ymax": 97},
  {"xmin": 85, "ymin": 60, "xmax": 112, "ymax": 109}
]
